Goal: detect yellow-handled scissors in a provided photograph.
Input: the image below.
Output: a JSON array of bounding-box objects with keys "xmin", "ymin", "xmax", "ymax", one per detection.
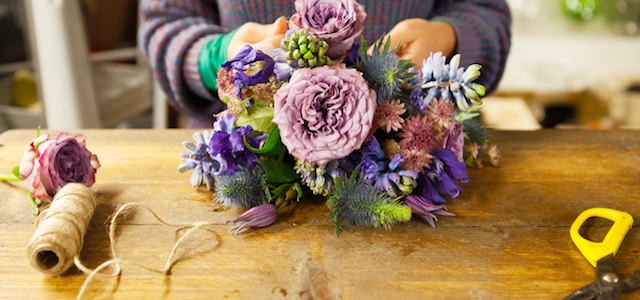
[{"xmin": 565, "ymin": 208, "xmax": 640, "ymax": 300}]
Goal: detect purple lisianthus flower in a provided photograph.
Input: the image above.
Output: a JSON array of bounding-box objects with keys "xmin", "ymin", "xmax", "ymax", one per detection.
[
  {"xmin": 404, "ymin": 194, "xmax": 454, "ymax": 227},
  {"xmin": 228, "ymin": 204, "xmax": 277, "ymax": 234},
  {"xmin": 221, "ymin": 46, "xmax": 275, "ymax": 97},
  {"xmin": 441, "ymin": 122, "xmax": 464, "ymax": 162},
  {"xmin": 208, "ymin": 113, "xmax": 262, "ymax": 175},
  {"xmin": 421, "ymin": 148, "xmax": 469, "ymax": 203},
  {"xmin": 19, "ymin": 133, "xmax": 100, "ymax": 202},
  {"xmin": 273, "ymin": 66, "xmax": 376, "ymax": 166},
  {"xmin": 289, "ymin": 0, "xmax": 367, "ymax": 60}
]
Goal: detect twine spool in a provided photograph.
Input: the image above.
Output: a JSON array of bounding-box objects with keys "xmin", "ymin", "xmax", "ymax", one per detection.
[{"xmin": 26, "ymin": 183, "xmax": 95, "ymax": 276}]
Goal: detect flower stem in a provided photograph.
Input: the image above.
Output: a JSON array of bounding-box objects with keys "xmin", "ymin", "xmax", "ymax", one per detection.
[
  {"xmin": 0, "ymin": 174, "xmax": 21, "ymax": 181},
  {"xmin": 29, "ymin": 195, "xmax": 40, "ymax": 216}
]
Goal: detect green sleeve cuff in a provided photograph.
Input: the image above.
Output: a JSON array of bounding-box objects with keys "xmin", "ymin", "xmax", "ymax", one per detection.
[{"xmin": 199, "ymin": 29, "xmax": 239, "ymax": 91}]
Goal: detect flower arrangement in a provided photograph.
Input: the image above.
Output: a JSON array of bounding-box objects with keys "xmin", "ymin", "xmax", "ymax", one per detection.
[
  {"xmin": 180, "ymin": 0, "xmax": 499, "ymax": 234},
  {"xmin": 0, "ymin": 130, "xmax": 100, "ymax": 214}
]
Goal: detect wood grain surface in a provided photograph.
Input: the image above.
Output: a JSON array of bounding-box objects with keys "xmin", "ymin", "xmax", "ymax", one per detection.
[{"xmin": 0, "ymin": 129, "xmax": 639, "ymax": 299}]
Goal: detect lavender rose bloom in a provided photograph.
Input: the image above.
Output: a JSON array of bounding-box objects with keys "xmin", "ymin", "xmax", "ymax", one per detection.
[
  {"xmin": 273, "ymin": 66, "xmax": 376, "ymax": 166},
  {"xmin": 19, "ymin": 133, "xmax": 100, "ymax": 202},
  {"xmin": 289, "ymin": 0, "xmax": 366, "ymax": 60}
]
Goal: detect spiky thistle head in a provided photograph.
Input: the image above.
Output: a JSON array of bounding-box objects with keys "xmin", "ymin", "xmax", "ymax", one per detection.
[
  {"xmin": 215, "ymin": 168, "xmax": 269, "ymax": 209},
  {"xmin": 355, "ymin": 36, "xmax": 415, "ymax": 103},
  {"xmin": 327, "ymin": 169, "xmax": 412, "ymax": 235},
  {"xmin": 462, "ymin": 118, "xmax": 489, "ymax": 146},
  {"xmin": 282, "ymin": 29, "xmax": 332, "ymax": 68}
]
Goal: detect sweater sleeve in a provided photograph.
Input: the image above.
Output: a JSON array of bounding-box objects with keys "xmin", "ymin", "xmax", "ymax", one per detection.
[
  {"xmin": 138, "ymin": 0, "xmax": 227, "ymax": 121},
  {"xmin": 430, "ymin": 0, "xmax": 511, "ymax": 94}
]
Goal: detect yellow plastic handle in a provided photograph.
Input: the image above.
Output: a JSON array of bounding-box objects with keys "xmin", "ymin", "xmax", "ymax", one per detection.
[{"xmin": 570, "ymin": 208, "xmax": 634, "ymax": 267}]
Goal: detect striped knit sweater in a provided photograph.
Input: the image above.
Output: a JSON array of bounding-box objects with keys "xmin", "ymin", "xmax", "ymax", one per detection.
[{"xmin": 138, "ymin": 0, "xmax": 511, "ymax": 127}]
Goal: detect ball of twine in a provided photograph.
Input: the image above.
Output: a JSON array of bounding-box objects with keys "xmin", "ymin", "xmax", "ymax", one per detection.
[{"xmin": 26, "ymin": 183, "xmax": 96, "ymax": 276}]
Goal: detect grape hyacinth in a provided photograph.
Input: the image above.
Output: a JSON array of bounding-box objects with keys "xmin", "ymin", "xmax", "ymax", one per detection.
[
  {"xmin": 360, "ymin": 137, "xmax": 418, "ymax": 197},
  {"xmin": 420, "ymin": 53, "xmax": 486, "ymax": 112},
  {"xmin": 295, "ymin": 160, "xmax": 348, "ymax": 196},
  {"xmin": 179, "ymin": 131, "xmax": 218, "ymax": 190}
]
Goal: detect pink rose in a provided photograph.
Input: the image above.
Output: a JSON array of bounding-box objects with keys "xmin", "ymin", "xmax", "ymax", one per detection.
[
  {"xmin": 273, "ymin": 66, "xmax": 376, "ymax": 166},
  {"xmin": 19, "ymin": 133, "xmax": 100, "ymax": 202}
]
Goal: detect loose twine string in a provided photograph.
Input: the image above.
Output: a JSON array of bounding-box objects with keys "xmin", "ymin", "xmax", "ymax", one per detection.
[{"xmin": 26, "ymin": 183, "xmax": 223, "ymax": 300}]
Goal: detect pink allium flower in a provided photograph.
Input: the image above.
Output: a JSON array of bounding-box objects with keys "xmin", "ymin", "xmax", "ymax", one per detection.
[
  {"xmin": 400, "ymin": 148, "xmax": 433, "ymax": 172},
  {"xmin": 428, "ymin": 99, "xmax": 456, "ymax": 133},
  {"xmin": 19, "ymin": 133, "xmax": 100, "ymax": 202},
  {"xmin": 289, "ymin": 0, "xmax": 367, "ymax": 60},
  {"xmin": 375, "ymin": 100, "xmax": 405, "ymax": 133},
  {"xmin": 399, "ymin": 115, "xmax": 439, "ymax": 153},
  {"xmin": 273, "ymin": 66, "xmax": 376, "ymax": 166}
]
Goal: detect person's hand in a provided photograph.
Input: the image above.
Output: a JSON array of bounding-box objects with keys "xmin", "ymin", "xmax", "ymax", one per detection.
[
  {"xmin": 227, "ymin": 17, "xmax": 288, "ymax": 59},
  {"xmin": 370, "ymin": 18, "xmax": 456, "ymax": 69}
]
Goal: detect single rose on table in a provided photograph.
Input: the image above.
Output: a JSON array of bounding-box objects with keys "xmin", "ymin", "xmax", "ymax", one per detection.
[{"xmin": 19, "ymin": 133, "xmax": 100, "ymax": 203}]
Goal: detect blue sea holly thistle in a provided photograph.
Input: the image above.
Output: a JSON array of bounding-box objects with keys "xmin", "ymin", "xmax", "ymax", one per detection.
[
  {"xmin": 215, "ymin": 168, "xmax": 270, "ymax": 209},
  {"xmin": 327, "ymin": 168, "xmax": 412, "ymax": 235},
  {"xmin": 355, "ymin": 36, "xmax": 415, "ymax": 103}
]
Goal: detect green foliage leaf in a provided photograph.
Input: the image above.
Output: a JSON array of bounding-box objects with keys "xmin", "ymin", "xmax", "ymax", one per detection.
[
  {"xmin": 11, "ymin": 165, "xmax": 20, "ymax": 178},
  {"xmin": 272, "ymin": 183, "xmax": 293, "ymax": 198},
  {"xmin": 257, "ymin": 159, "xmax": 298, "ymax": 185},
  {"xmin": 235, "ymin": 102, "xmax": 275, "ymax": 133},
  {"xmin": 244, "ymin": 127, "xmax": 284, "ymax": 156}
]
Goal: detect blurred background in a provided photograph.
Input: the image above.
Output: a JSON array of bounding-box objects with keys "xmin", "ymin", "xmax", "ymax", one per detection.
[{"xmin": 0, "ymin": 0, "xmax": 638, "ymax": 132}]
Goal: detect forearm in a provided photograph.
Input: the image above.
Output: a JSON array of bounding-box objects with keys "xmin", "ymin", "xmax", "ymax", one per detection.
[{"xmin": 138, "ymin": 0, "xmax": 227, "ymax": 120}]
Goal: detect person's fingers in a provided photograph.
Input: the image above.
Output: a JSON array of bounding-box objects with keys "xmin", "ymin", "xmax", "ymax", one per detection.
[
  {"xmin": 271, "ymin": 16, "xmax": 288, "ymax": 35},
  {"xmin": 399, "ymin": 41, "xmax": 426, "ymax": 69},
  {"xmin": 367, "ymin": 31, "xmax": 406, "ymax": 56},
  {"xmin": 254, "ymin": 33, "xmax": 286, "ymax": 53}
]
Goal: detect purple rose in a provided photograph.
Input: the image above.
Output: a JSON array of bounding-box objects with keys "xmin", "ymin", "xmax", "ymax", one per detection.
[
  {"xmin": 289, "ymin": 0, "xmax": 366, "ymax": 60},
  {"xmin": 221, "ymin": 46, "xmax": 275, "ymax": 97},
  {"xmin": 19, "ymin": 133, "xmax": 100, "ymax": 202},
  {"xmin": 273, "ymin": 66, "xmax": 376, "ymax": 166}
]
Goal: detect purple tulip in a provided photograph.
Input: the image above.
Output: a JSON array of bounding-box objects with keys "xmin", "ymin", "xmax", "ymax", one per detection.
[
  {"xmin": 19, "ymin": 133, "xmax": 100, "ymax": 202},
  {"xmin": 289, "ymin": 0, "xmax": 367, "ymax": 60},
  {"xmin": 272, "ymin": 66, "xmax": 376, "ymax": 166},
  {"xmin": 228, "ymin": 204, "xmax": 278, "ymax": 234},
  {"xmin": 404, "ymin": 194, "xmax": 454, "ymax": 227}
]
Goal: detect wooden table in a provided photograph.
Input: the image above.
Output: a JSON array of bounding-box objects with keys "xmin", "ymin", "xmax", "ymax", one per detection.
[{"xmin": 1, "ymin": 129, "xmax": 639, "ymax": 299}]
